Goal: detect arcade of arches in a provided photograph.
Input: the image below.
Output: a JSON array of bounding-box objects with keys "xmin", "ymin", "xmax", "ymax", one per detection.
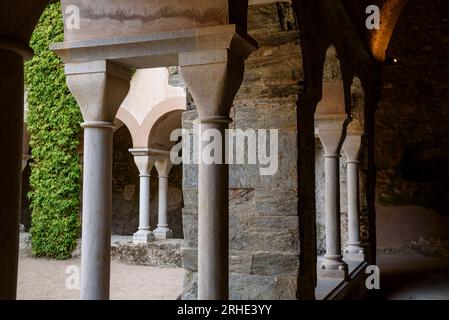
[{"xmin": 1, "ymin": 0, "xmax": 449, "ymax": 300}]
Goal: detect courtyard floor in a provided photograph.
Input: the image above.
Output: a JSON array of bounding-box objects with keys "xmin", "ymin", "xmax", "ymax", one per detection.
[
  {"xmin": 17, "ymin": 256, "xmax": 185, "ymax": 300},
  {"xmin": 375, "ymin": 254, "xmax": 449, "ymax": 300}
]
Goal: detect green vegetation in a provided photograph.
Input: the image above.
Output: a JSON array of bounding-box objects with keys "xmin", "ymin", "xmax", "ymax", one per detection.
[{"xmin": 25, "ymin": 2, "xmax": 82, "ymax": 259}]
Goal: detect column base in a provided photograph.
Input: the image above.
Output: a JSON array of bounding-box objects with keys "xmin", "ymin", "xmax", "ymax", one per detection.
[
  {"xmin": 318, "ymin": 268, "xmax": 348, "ymax": 280},
  {"xmin": 344, "ymin": 246, "xmax": 366, "ymax": 261},
  {"xmin": 133, "ymin": 230, "xmax": 155, "ymax": 244},
  {"xmin": 153, "ymin": 227, "xmax": 173, "ymax": 240},
  {"xmin": 319, "ymin": 256, "xmax": 348, "ymax": 280}
]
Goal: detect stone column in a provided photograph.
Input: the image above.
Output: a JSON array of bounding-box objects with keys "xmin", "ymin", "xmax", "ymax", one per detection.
[
  {"xmin": 130, "ymin": 148, "xmax": 155, "ymax": 243},
  {"xmin": 316, "ymin": 115, "xmax": 348, "ymax": 279},
  {"xmin": 22, "ymin": 155, "xmax": 30, "ymax": 172},
  {"xmin": 343, "ymin": 134, "xmax": 365, "ymax": 261},
  {"xmin": 180, "ymin": 50, "xmax": 246, "ymax": 300},
  {"xmin": 22, "ymin": 124, "xmax": 30, "ymax": 172},
  {"xmin": 154, "ymin": 157, "xmax": 174, "ymax": 240},
  {"xmin": 65, "ymin": 60, "xmax": 131, "ymax": 300},
  {"xmin": 0, "ymin": 42, "xmax": 32, "ymax": 299}
]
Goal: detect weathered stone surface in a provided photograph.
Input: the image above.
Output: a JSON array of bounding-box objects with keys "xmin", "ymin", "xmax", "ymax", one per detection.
[
  {"xmin": 255, "ymin": 188, "xmax": 297, "ymax": 216},
  {"xmin": 20, "ymin": 234, "xmax": 183, "ymax": 267},
  {"xmin": 182, "ymin": 214, "xmax": 198, "ymax": 248},
  {"xmin": 168, "ymin": 66, "xmax": 185, "ymax": 88},
  {"xmin": 61, "ymin": 0, "xmax": 250, "ymax": 41},
  {"xmin": 250, "ymin": 253, "xmax": 299, "ymax": 276},
  {"xmin": 229, "ymin": 251, "xmax": 253, "ymax": 274},
  {"xmin": 181, "ymin": 247, "xmax": 198, "ymax": 271},
  {"xmin": 230, "ymin": 273, "xmax": 277, "ymax": 300},
  {"xmin": 182, "ymin": 188, "xmax": 198, "ymax": 215},
  {"xmin": 110, "ymin": 239, "xmax": 182, "ymax": 267},
  {"xmin": 181, "ymin": 271, "xmax": 297, "ymax": 300},
  {"xmin": 181, "ymin": 269, "xmax": 198, "ymax": 300}
]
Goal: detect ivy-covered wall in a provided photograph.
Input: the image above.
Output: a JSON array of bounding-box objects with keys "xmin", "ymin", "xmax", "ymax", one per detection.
[{"xmin": 25, "ymin": 2, "xmax": 83, "ymax": 259}]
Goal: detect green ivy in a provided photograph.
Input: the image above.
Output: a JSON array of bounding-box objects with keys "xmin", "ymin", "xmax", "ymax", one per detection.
[{"xmin": 25, "ymin": 2, "xmax": 82, "ymax": 259}]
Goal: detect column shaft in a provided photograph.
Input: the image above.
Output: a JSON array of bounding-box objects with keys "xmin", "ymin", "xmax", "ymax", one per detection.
[
  {"xmin": 0, "ymin": 50, "xmax": 24, "ymax": 299},
  {"xmin": 154, "ymin": 157, "xmax": 173, "ymax": 240},
  {"xmin": 157, "ymin": 176, "xmax": 169, "ymax": 228},
  {"xmin": 198, "ymin": 122, "xmax": 229, "ymax": 300},
  {"xmin": 131, "ymin": 150, "xmax": 155, "ymax": 243},
  {"xmin": 347, "ymin": 161, "xmax": 361, "ymax": 248},
  {"xmin": 343, "ymin": 134, "xmax": 365, "ymax": 260},
  {"xmin": 138, "ymin": 175, "xmax": 151, "ymax": 231},
  {"xmin": 324, "ymin": 155, "xmax": 342, "ymax": 259},
  {"xmin": 80, "ymin": 124, "xmax": 113, "ymax": 300}
]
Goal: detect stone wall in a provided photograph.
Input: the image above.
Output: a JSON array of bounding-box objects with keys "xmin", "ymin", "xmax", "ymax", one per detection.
[
  {"xmin": 375, "ymin": 0, "xmax": 449, "ymax": 258},
  {"xmin": 112, "ymin": 126, "xmax": 184, "ymax": 237},
  {"xmin": 181, "ymin": 1, "xmax": 301, "ymax": 300}
]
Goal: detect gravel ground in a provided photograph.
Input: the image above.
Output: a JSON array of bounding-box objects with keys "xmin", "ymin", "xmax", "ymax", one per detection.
[{"xmin": 17, "ymin": 256, "xmax": 184, "ymax": 300}]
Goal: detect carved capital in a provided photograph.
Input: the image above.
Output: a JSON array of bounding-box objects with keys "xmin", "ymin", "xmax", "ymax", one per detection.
[{"xmin": 65, "ymin": 60, "xmax": 132, "ymax": 123}]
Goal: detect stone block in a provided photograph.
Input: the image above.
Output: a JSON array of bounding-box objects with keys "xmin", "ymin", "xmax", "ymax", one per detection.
[
  {"xmin": 255, "ymin": 188, "xmax": 298, "ymax": 216},
  {"xmin": 250, "ymin": 253, "xmax": 299, "ymax": 276},
  {"xmin": 182, "ymin": 247, "xmax": 198, "ymax": 271},
  {"xmin": 182, "ymin": 214, "xmax": 198, "ymax": 247},
  {"xmin": 230, "ymin": 273, "xmax": 277, "ymax": 300}
]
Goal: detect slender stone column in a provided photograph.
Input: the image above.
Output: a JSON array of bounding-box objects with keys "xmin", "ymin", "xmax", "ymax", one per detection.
[
  {"xmin": 154, "ymin": 157, "xmax": 174, "ymax": 240},
  {"xmin": 180, "ymin": 49, "xmax": 247, "ymax": 300},
  {"xmin": 22, "ymin": 155, "xmax": 30, "ymax": 172},
  {"xmin": 130, "ymin": 148, "xmax": 155, "ymax": 243},
  {"xmin": 343, "ymin": 134, "xmax": 365, "ymax": 261},
  {"xmin": 22, "ymin": 124, "xmax": 30, "ymax": 172},
  {"xmin": 316, "ymin": 115, "xmax": 348, "ymax": 279},
  {"xmin": 65, "ymin": 60, "xmax": 131, "ymax": 300},
  {"xmin": 0, "ymin": 43, "xmax": 32, "ymax": 299}
]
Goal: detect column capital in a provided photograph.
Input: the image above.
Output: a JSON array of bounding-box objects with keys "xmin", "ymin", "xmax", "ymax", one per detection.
[
  {"xmin": 155, "ymin": 157, "xmax": 173, "ymax": 178},
  {"xmin": 342, "ymin": 134, "xmax": 362, "ymax": 162},
  {"xmin": 315, "ymin": 114, "xmax": 349, "ymax": 156},
  {"xmin": 129, "ymin": 148, "xmax": 155, "ymax": 176},
  {"xmin": 180, "ymin": 49, "xmax": 246, "ymax": 120},
  {"xmin": 65, "ymin": 60, "xmax": 132, "ymax": 123}
]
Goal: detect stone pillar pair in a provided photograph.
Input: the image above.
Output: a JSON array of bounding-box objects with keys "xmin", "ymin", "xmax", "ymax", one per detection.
[
  {"xmin": 316, "ymin": 116, "xmax": 365, "ymax": 280},
  {"xmin": 64, "ymin": 47, "xmax": 252, "ymax": 300},
  {"xmin": 130, "ymin": 150, "xmax": 173, "ymax": 243}
]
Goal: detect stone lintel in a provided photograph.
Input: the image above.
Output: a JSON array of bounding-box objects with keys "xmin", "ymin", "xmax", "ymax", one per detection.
[
  {"xmin": 51, "ymin": 25, "xmax": 258, "ymax": 69},
  {"xmin": 129, "ymin": 147, "xmax": 171, "ymax": 159}
]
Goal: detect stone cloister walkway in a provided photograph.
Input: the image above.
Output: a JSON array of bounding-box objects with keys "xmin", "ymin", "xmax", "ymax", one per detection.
[{"xmin": 17, "ymin": 256, "xmax": 184, "ymax": 300}]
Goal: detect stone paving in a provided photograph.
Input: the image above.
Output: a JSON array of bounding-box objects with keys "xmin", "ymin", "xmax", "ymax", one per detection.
[{"xmin": 17, "ymin": 256, "xmax": 184, "ymax": 300}]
